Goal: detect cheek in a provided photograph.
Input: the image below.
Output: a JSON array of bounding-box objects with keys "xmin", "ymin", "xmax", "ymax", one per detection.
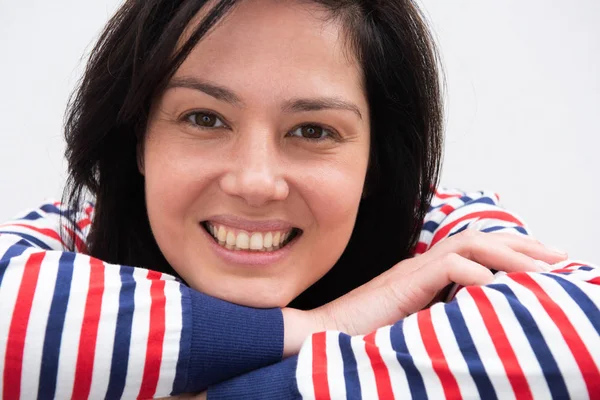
[
  {"xmin": 298, "ymin": 158, "xmax": 367, "ymax": 255},
  {"xmin": 142, "ymin": 132, "xmax": 219, "ymax": 257}
]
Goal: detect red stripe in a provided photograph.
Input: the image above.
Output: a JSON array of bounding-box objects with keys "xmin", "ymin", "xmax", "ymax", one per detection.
[
  {"xmin": 468, "ymin": 286, "xmax": 533, "ymax": 399},
  {"xmin": 430, "ymin": 210, "xmax": 523, "ymax": 248},
  {"xmin": 438, "ymin": 204, "xmax": 457, "ymax": 216},
  {"xmin": 363, "ymin": 333, "xmax": 394, "ymax": 395},
  {"xmin": 434, "ymin": 192, "xmax": 462, "ymax": 200},
  {"xmin": 511, "ymin": 273, "xmax": 600, "ymax": 395},
  {"xmin": 65, "ymin": 226, "xmax": 88, "ymax": 254},
  {"xmin": 417, "ymin": 310, "xmax": 461, "ymax": 398},
  {"xmin": 363, "ymin": 331, "xmax": 394, "ymax": 399},
  {"xmin": 564, "ymin": 262, "xmax": 585, "ymax": 269},
  {"xmin": 3, "ymin": 252, "xmax": 44, "ymax": 400},
  {"xmin": 138, "ymin": 270, "xmax": 167, "ymax": 399},
  {"xmin": 414, "ymin": 241, "xmax": 428, "ymax": 255},
  {"xmin": 589, "ymin": 277, "xmax": 600, "ymax": 285},
  {"xmin": 4, "ymin": 223, "xmax": 65, "ymax": 246},
  {"xmin": 71, "ymin": 258, "xmax": 105, "ymax": 399},
  {"xmin": 312, "ymin": 331, "xmax": 331, "ymax": 400},
  {"xmin": 77, "ymin": 218, "xmax": 91, "ymax": 230}
]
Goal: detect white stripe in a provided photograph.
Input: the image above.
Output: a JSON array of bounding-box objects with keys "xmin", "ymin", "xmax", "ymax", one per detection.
[
  {"xmin": 456, "ymin": 290, "xmax": 515, "ymax": 399},
  {"xmin": 20, "ymin": 252, "xmax": 61, "ymax": 398},
  {"xmin": 479, "ymin": 285, "xmax": 552, "ymax": 399},
  {"xmin": 121, "ymin": 267, "xmax": 152, "ymax": 399},
  {"xmin": 429, "ymin": 304, "xmax": 479, "ymax": 398},
  {"xmin": 325, "ymin": 331, "xmax": 346, "ymax": 399},
  {"xmin": 0, "ymin": 249, "xmax": 28, "ymax": 396},
  {"xmin": 402, "ymin": 313, "xmax": 444, "ymax": 399},
  {"xmin": 295, "ymin": 335, "xmax": 315, "ymax": 399},
  {"xmin": 88, "ymin": 262, "xmax": 122, "ymax": 398},
  {"xmin": 534, "ymin": 273, "xmax": 600, "ymax": 391},
  {"xmin": 154, "ymin": 277, "xmax": 183, "ymax": 397},
  {"xmin": 350, "ymin": 334, "xmax": 377, "ymax": 397},
  {"xmin": 503, "ymin": 273, "xmax": 588, "ymax": 397},
  {"xmin": 55, "ymin": 254, "xmax": 91, "ymax": 399},
  {"xmin": 537, "ymin": 272, "xmax": 600, "ymax": 349},
  {"xmin": 373, "ymin": 325, "xmax": 411, "ymax": 398},
  {"xmin": 0, "ymin": 223, "xmax": 63, "ymax": 250},
  {"xmin": 0, "ymin": 233, "xmax": 23, "ymax": 259}
]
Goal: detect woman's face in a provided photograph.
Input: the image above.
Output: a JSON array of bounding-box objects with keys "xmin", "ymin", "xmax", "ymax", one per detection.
[{"xmin": 142, "ymin": 0, "xmax": 370, "ymax": 307}]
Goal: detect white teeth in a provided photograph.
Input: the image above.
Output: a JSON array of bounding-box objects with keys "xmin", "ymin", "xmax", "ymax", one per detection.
[
  {"xmin": 226, "ymin": 231, "xmax": 236, "ymax": 246},
  {"xmin": 217, "ymin": 226, "xmax": 227, "ymax": 242},
  {"xmin": 236, "ymin": 232, "xmax": 250, "ymax": 250},
  {"xmin": 250, "ymin": 233, "xmax": 263, "ymax": 250},
  {"xmin": 264, "ymin": 232, "xmax": 273, "ymax": 248},
  {"xmin": 206, "ymin": 223, "xmax": 295, "ymax": 252},
  {"xmin": 273, "ymin": 232, "xmax": 281, "ymax": 247}
]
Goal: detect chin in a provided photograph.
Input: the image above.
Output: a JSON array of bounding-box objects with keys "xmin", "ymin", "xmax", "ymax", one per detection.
[{"xmin": 192, "ymin": 280, "xmax": 299, "ymax": 309}]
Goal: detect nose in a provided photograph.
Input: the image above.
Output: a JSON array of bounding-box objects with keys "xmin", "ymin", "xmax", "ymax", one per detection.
[{"xmin": 219, "ymin": 132, "xmax": 289, "ymax": 207}]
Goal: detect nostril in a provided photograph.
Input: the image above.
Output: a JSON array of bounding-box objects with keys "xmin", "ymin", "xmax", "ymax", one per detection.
[{"xmin": 219, "ymin": 170, "xmax": 289, "ymax": 205}]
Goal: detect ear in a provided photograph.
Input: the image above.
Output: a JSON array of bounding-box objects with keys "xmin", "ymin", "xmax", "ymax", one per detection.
[{"xmin": 136, "ymin": 137, "xmax": 145, "ymax": 176}]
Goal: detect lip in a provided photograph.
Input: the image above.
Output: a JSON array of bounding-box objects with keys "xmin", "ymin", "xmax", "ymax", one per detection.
[
  {"xmin": 200, "ymin": 222, "xmax": 299, "ymax": 266},
  {"xmin": 205, "ymin": 215, "xmax": 295, "ymax": 232}
]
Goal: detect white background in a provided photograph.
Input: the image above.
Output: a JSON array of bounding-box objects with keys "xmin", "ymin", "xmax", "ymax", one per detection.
[{"xmin": 0, "ymin": 0, "xmax": 598, "ymax": 262}]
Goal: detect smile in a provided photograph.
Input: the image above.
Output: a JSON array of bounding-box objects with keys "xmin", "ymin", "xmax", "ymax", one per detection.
[{"xmin": 202, "ymin": 221, "xmax": 302, "ymax": 252}]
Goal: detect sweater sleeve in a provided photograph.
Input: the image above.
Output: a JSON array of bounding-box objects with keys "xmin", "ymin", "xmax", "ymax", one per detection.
[
  {"xmin": 207, "ymin": 189, "xmax": 600, "ymax": 399},
  {"xmin": 0, "ymin": 201, "xmax": 283, "ymax": 399}
]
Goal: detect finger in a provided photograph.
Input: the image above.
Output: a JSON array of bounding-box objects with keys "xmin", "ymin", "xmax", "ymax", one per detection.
[
  {"xmin": 487, "ymin": 232, "xmax": 568, "ymax": 264},
  {"xmin": 456, "ymin": 235, "xmax": 545, "ymax": 273},
  {"xmin": 406, "ymin": 253, "xmax": 494, "ymax": 302}
]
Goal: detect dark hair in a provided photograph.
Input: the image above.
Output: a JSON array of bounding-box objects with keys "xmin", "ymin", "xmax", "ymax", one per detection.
[{"xmin": 63, "ymin": 0, "xmax": 443, "ymax": 309}]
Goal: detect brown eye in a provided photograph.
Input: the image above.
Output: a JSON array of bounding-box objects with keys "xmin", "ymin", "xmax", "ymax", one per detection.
[
  {"xmin": 289, "ymin": 124, "xmax": 332, "ymax": 140},
  {"xmin": 301, "ymin": 126, "xmax": 324, "ymax": 139},
  {"xmin": 187, "ymin": 112, "xmax": 225, "ymax": 128}
]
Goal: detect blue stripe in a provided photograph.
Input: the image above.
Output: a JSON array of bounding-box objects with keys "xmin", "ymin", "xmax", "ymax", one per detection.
[
  {"xmin": 20, "ymin": 211, "xmax": 44, "ymax": 221},
  {"xmin": 488, "ymin": 283, "xmax": 569, "ymax": 398},
  {"xmin": 38, "ymin": 252, "xmax": 76, "ymax": 400},
  {"xmin": 481, "ymin": 225, "xmax": 529, "ymax": 235},
  {"xmin": 422, "ymin": 220, "xmax": 439, "ymax": 233},
  {"xmin": 339, "ymin": 333, "xmax": 361, "ymax": 399},
  {"xmin": 0, "ymin": 231, "xmax": 53, "ymax": 250},
  {"xmin": 40, "ymin": 204, "xmax": 64, "ymax": 216},
  {"xmin": 445, "ymin": 301, "xmax": 497, "ymax": 399},
  {"xmin": 106, "ymin": 266, "xmax": 136, "ymax": 399},
  {"xmin": 173, "ymin": 285, "xmax": 193, "ymax": 394},
  {"xmin": 578, "ymin": 266, "xmax": 594, "ymax": 272},
  {"xmin": 449, "ymin": 223, "xmax": 470, "ymax": 236},
  {"xmin": 0, "ymin": 240, "xmax": 29, "ymax": 286},
  {"xmin": 541, "ymin": 273, "xmax": 600, "ymax": 335},
  {"xmin": 390, "ymin": 320, "xmax": 427, "ymax": 399}
]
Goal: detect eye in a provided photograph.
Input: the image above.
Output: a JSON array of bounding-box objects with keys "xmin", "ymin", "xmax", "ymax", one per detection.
[
  {"xmin": 186, "ymin": 111, "xmax": 226, "ymax": 128},
  {"xmin": 288, "ymin": 124, "xmax": 336, "ymax": 141}
]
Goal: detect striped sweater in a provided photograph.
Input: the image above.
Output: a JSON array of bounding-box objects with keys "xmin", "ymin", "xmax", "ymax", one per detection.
[{"xmin": 0, "ymin": 189, "xmax": 598, "ymax": 399}]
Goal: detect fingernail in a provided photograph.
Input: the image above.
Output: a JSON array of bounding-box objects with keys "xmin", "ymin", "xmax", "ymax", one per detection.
[
  {"xmin": 548, "ymin": 246, "xmax": 568, "ymax": 257},
  {"xmin": 534, "ymin": 260, "xmax": 553, "ymax": 271}
]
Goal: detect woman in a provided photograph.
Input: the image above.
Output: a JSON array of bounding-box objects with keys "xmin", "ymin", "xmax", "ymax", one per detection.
[{"xmin": 0, "ymin": 0, "xmax": 597, "ymax": 399}]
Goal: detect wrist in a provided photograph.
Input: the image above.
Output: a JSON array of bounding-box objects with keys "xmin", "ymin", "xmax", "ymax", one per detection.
[{"xmin": 281, "ymin": 307, "xmax": 327, "ymax": 357}]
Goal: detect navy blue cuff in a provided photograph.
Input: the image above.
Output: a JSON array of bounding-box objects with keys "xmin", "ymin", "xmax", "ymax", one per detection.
[
  {"xmin": 208, "ymin": 355, "xmax": 299, "ymax": 400},
  {"xmin": 181, "ymin": 289, "xmax": 284, "ymax": 393}
]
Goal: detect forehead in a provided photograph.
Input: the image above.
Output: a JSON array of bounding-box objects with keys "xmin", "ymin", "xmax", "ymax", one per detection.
[{"xmin": 174, "ymin": 0, "xmax": 365, "ymax": 107}]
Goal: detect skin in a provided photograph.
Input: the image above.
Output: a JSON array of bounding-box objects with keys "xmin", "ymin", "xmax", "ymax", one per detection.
[{"xmin": 141, "ymin": 0, "xmax": 370, "ymax": 308}]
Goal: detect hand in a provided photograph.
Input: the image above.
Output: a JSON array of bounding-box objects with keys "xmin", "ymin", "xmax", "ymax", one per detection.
[{"xmin": 283, "ymin": 230, "xmax": 567, "ymax": 355}]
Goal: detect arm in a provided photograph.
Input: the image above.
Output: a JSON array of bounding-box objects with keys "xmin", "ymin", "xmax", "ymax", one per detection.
[
  {"xmin": 206, "ymin": 190, "xmax": 600, "ymax": 399},
  {"xmin": 0, "ymin": 201, "xmax": 283, "ymax": 398}
]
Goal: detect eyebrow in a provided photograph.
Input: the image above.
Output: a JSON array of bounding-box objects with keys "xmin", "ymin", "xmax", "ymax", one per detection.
[
  {"xmin": 167, "ymin": 77, "xmax": 244, "ymax": 107},
  {"xmin": 167, "ymin": 76, "xmax": 363, "ymax": 120},
  {"xmin": 282, "ymin": 98, "xmax": 363, "ymax": 120}
]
